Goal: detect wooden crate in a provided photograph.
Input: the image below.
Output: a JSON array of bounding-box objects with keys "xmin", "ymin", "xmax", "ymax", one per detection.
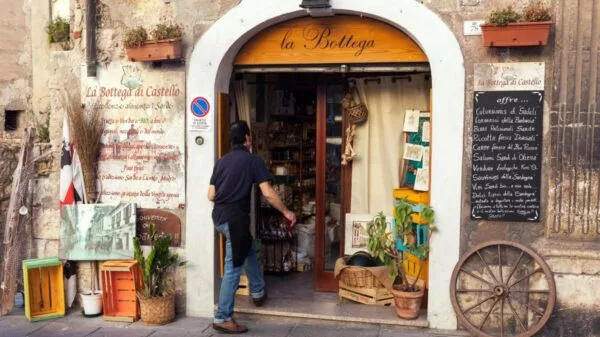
[
  {"xmin": 236, "ymin": 275, "xmax": 249, "ymax": 296},
  {"xmin": 100, "ymin": 260, "xmax": 143, "ymax": 322},
  {"xmin": 404, "ymin": 253, "xmax": 429, "ymax": 288},
  {"xmin": 23, "ymin": 257, "xmax": 65, "ymax": 322},
  {"xmin": 338, "ymin": 282, "xmax": 393, "ymax": 306},
  {"xmin": 393, "ymin": 188, "xmax": 430, "ymax": 205}
]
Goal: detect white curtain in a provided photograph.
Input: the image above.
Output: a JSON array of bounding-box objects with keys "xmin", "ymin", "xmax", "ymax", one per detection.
[
  {"xmin": 351, "ymin": 75, "xmax": 429, "ymax": 215},
  {"xmin": 234, "ymin": 79, "xmax": 252, "ymax": 127}
]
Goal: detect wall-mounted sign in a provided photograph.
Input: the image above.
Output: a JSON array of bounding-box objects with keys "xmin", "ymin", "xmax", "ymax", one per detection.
[
  {"xmin": 471, "ymin": 63, "xmax": 545, "ymax": 222},
  {"xmin": 190, "ymin": 96, "xmax": 210, "ymax": 118},
  {"xmin": 84, "ymin": 62, "xmax": 185, "ymax": 209},
  {"xmin": 136, "ymin": 208, "xmax": 181, "ymax": 247},
  {"xmin": 464, "ymin": 20, "xmax": 485, "ymax": 36},
  {"xmin": 189, "ymin": 96, "xmax": 212, "ymax": 132},
  {"xmin": 234, "ymin": 15, "xmax": 428, "ymax": 65}
]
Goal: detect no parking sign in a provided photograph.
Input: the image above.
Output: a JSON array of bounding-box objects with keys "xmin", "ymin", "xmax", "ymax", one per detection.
[{"xmin": 190, "ymin": 96, "xmax": 212, "ymax": 131}]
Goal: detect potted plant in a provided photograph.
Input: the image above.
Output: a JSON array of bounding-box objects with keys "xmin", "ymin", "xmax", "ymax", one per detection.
[
  {"xmin": 367, "ymin": 199, "xmax": 436, "ymax": 319},
  {"xmin": 45, "ymin": 16, "xmax": 71, "ymax": 50},
  {"xmin": 124, "ymin": 23, "xmax": 183, "ymax": 62},
  {"xmin": 133, "ymin": 224, "xmax": 186, "ymax": 325},
  {"xmin": 481, "ymin": 2, "xmax": 552, "ymax": 47}
]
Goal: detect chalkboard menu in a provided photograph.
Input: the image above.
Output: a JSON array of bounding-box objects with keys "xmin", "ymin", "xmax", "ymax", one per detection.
[{"xmin": 470, "ymin": 91, "xmax": 543, "ymax": 222}]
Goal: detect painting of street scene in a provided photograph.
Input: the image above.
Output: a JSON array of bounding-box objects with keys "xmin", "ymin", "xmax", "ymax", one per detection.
[{"xmin": 59, "ymin": 203, "xmax": 137, "ymax": 260}]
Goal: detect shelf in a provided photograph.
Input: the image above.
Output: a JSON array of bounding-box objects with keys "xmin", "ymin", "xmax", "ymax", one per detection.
[
  {"xmin": 270, "ymin": 114, "xmax": 316, "ymax": 122},
  {"xmin": 258, "ymin": 236, "xmax": 296, "ymax": 242},
  {"xmin": 326, "ymin": 137, "xmax": 342, "ymax": 145},
  {"xmin": 272, "ymin": 175, "xmax": 295, "ymax": 184},
  {"xmin": 271, "ymin": 160, "xmax": 302, "ymax": 164},
  {"xmin": 270, "ymin": 144, "xmax": 302, "ymax": 149}
]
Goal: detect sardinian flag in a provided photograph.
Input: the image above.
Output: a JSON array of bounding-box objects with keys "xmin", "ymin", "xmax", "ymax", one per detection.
[{"xmin": 59, "ymin": 114, "xmax": 86, "ymax": 208}]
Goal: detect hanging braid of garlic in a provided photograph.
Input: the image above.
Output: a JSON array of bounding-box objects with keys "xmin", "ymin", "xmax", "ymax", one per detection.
[{"xmin": 341, "ymin": 124, "xmax": 356, "ymax": 166}]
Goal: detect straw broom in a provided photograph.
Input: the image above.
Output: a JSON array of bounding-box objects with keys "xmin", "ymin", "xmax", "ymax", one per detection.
[{"xmin": 64, "ymin": 97, "xmax": 105, "ymax": 204}]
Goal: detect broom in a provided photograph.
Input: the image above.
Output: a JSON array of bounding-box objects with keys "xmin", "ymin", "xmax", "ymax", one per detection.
[{"xmin": 64, "ymin": 95, "xmax": 105, "ymax": 204}]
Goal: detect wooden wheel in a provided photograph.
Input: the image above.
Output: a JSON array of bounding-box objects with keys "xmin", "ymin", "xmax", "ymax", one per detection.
[{"xmin": 450, "ymin": 241, "xmax": 556, "ymax": 337}]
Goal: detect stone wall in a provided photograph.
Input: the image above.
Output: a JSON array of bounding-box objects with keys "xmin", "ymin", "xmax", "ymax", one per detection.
[
  {"xmin": 0, "ymin": 144, "xmax": 21, "ymax": 244},
  {"xmin": 27, "ymin": 0, "xmax": 600, "ymax": 331},
  {"xmin": 0, "ymin": 0, "xmax": 32, "ymax": 141},
  {"xmin": 422, "ymin": 0, "xmax": 600, "ymax": 335}
]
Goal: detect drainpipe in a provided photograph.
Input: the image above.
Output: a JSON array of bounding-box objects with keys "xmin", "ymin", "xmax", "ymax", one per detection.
[{"xmin": 87, "ymin": 0, "xmax": 97, "ymax": 77}]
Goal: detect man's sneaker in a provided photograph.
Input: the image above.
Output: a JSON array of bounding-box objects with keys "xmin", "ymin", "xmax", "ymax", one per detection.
[{"xmin": 252, "ymin": 290, "xmax": 267, "ymax": 307}]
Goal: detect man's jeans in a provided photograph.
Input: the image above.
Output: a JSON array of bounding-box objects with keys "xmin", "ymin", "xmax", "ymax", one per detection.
[{"xmin": 214, "ymin": 223, "xmax": 265, "ymax": 324}]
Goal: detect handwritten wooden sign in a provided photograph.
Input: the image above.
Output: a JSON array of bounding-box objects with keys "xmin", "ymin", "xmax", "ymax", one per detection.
[
  {"xmin": 136, "ymin": 208, "xmax": 181, "ymax": 247},
  {"xmin": 234, "ymin": 15, "xmax": 427, "ymax": 65}
]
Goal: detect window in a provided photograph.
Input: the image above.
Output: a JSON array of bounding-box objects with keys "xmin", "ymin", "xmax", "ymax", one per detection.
[{"xmin": 4, "ymin": 110, "xmax": 22, "ymax": 132}]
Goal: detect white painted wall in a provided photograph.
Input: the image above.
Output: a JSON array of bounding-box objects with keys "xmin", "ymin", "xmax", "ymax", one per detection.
[{"xmin": 186, "ymin": 0, "xmax": 465, "ymax": 330}]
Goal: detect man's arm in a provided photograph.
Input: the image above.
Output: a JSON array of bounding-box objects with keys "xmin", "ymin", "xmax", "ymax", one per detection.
[
  {"xmin": 258, "ymin": 181, "xmax": 297, "ymax": 226},
  {"xmin": 208, "ymin": 184, "xmax": 216, "ymax": 201}
]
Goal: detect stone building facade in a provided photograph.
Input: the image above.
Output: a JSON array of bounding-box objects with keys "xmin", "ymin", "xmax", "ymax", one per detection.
[{"xmin": 1, "ymin": 0, "xmax": 599, "ymax": 335}]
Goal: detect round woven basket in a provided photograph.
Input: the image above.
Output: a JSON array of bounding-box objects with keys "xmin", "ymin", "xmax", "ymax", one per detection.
[
  {"xmin": 345, "ymin": 104, "xmax": 368, "ymax": 125},
  {"xmin": 138, "ymin": 293, "xmax": 175, "ymax": 325},
  {"xmin": 340, "ymin": 266, "xmax": 381, "ymax": 288}
]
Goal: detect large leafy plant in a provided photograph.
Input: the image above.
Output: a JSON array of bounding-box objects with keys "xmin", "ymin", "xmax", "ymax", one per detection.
[
  {"xmin": 367, "ymin": 199, "xmax": 436, "ymax": 292},
  {"xmin": 133, "ymin": 224, "xmax": 186, "ymax": 298}
]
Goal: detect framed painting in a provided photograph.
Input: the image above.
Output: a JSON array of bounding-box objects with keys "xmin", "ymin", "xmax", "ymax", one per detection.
[
  {"xmin": 59, "ymin": 203, "xmax": 137, "ymax": 260},
  {"xmin": 344, "ymin": 213, "xmax": 394, "ymax": 256}
]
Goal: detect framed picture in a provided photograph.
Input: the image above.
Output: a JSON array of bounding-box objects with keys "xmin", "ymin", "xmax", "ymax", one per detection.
[
  {"xmin": 344, "ymin": 213, "xmax": 394, "ymax": 256},
  {"xmin": 59, "ymin": 203, "xmax": 137, "ymax": 260}
]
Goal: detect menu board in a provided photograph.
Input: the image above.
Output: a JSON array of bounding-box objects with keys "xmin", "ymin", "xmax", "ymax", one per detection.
[{"xmin": 470, "ymin": 90, "xmax": 543, "ymax": 221}]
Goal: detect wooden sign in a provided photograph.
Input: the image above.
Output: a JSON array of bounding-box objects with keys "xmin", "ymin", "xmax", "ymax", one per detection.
[
  {"xmin": 471, "ymin": 63, "xmax": 545, "ymax": 222},
  {"xmin": 234, "ymin": 15, "xmax": 428, "ymax": 65},
  {"xmin": 136, "ymin": 209, "xmax": 181, "ymax": 247}
]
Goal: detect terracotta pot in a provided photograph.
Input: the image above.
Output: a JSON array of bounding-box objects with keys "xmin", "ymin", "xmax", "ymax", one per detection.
[
  {"xmin": 125, "ymin": 38, "xmax": 182, "ymax": 62},
  {"xmin": 390, "ymin": 286, "xmax": 424, "ymax": 320},
  {"xmin": 481, "ymin": 21, "xmax": 551, "ymax": 47}
]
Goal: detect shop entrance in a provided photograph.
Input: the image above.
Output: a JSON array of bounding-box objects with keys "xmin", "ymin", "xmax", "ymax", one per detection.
[
  {"xmin": 236, "ymin": 74, "xmax": 348, "ymax": 292},
  {"xmin": 227, "ymin": 70, "xmax": 432, "ymax": 323},
  {"xmin": 186, "ymin": 0, "xmax": 465, "ymax": 329}
]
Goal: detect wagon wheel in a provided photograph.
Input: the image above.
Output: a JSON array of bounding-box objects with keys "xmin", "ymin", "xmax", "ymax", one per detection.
[{"xmin": 450, "ymin": 241, "xmax": 556, "ymax": 337}]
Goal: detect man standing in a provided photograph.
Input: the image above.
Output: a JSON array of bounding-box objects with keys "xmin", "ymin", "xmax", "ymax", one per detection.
[{"xmin": 208, "ymin": 121, "xmax": 296, "ymax": 334}]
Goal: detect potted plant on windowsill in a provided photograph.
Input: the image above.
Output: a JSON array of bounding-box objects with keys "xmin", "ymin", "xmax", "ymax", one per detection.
[
  {"xmin": 133, "ymin": 224, "xmax": 186, "ymax": 325},
  {"xmin": 367, "ymin": 199, "xmax": 436, "ymax": 320},
  {"xmin": 481, "ymin": 2, "xmax": 552, "ymax": 47},
  {"xmin": 124, "ymin": 23, "xmax": 183, "ymax": 62},
  {"xmin": 45, "ymin": 16, "xmax": 71, "ymax": 50}
]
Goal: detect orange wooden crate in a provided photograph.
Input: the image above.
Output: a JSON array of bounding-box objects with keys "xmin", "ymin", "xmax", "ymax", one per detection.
[{"xmin": 100, "ymin": 260, "xmax": 143, "ymax": 322}]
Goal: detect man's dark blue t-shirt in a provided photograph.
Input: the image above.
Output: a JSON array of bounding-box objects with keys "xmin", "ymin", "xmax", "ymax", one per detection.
[{"xmin": 210, "ymin": 146, "xmax": 272, "ymax": 225}]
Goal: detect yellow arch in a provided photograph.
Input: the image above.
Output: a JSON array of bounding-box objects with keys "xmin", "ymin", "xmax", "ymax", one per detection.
[{"xmin": 234, "ymin": 15, "xmax": 428, "ymax": 65}]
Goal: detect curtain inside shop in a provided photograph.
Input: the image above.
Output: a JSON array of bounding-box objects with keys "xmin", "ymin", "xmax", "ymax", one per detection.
[
  {"xmin": 234, "ymin": 79, "xmax": 253, "ymax": 126},
  {"xmin": 351, "ymin": 75, "xmax": 429, "ymax": 215}
]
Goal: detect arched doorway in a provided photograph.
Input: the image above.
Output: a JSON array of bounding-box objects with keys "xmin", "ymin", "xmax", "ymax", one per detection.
[{"xmin": 186, "ymin": 0, "xmax": 464, "ymax": 330}]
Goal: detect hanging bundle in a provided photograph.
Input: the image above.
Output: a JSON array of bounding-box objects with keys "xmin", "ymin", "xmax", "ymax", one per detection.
[
  {"xmin": 341, "ymin": 125, "xmax": 356, "ymax": 166},
  {"xmin": 341, "ymin": 85, "xmax": 368, "ymax": 166},
  {"xmin": 342, "ymin": 86, "xmax": 368, "ymax": 126}
]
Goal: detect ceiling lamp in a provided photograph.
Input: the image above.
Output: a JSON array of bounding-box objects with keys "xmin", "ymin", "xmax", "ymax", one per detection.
[{"xmin": 299, "ymin": 0, "xmax": 334, "ymax": 17}]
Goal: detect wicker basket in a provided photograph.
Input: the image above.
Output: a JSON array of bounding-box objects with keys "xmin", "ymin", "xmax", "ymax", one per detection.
[
  {"xmin": 340, "ymin": 266, "xmax": 382, "ymax": 289},
  {"xmin": 343, "ymin": 86, "xmax": 368, "ymax": 125},
  {"xmin": 138, "ymin": 293, "xmax": 175, "ymax": 325},
  {"xmin": 346, "ymin": 104, "xmax": 368, "ymax": 125}
]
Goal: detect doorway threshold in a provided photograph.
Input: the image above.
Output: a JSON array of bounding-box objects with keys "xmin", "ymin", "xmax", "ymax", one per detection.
[{"xmin": 234, "ymin": 295, "xmax": 428, "ymax": 328}]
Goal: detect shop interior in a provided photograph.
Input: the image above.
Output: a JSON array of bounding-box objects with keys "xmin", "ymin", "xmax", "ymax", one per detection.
[{"xmin": 226, "ymin": 71, "xmax": 432, "ymax": 323}]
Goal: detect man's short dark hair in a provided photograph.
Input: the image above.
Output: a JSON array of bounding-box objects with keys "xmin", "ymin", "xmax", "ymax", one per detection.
[{"xmin": 230, "ymin": 121, "xmax": 250, "ymax": 146}]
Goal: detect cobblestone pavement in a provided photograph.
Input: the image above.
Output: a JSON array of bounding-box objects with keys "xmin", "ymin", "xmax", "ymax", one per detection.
[{"xmin": 0, "ymin": 309, "xmax": 469, "ymax": 337}]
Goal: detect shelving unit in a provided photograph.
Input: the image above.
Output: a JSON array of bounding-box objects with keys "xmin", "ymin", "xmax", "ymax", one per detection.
[{"xmin": 257, "ymin": 116, "xmax": 316, "ymax": 274}]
